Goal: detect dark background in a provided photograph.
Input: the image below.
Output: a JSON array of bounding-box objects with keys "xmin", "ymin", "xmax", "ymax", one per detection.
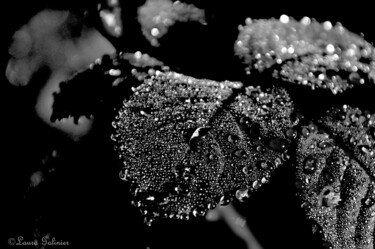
[{"xmin": 3, "ymin": 1, "xmax": 375, "ymax": 249}]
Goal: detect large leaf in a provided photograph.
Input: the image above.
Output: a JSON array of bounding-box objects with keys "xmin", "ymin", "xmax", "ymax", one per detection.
[{"xmin": 112, "ymin": 71, "xmax": 296, "ymax": 225}]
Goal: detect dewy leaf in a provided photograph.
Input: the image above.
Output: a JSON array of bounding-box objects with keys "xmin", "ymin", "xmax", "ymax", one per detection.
[
  {"xmin": 295, "ymin": 111, "xmax": 375, "ymax": 249},
  {"xmin": 112, "ymin": 70, "xmax": 296, "ymax": 225},
  {"xmin": 235, "ymin": 16, "xmax": 375, "ymax": 94}
]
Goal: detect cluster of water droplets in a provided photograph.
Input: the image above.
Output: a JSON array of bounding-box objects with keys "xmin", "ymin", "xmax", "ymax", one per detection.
[{"xmin": 235, "ymin": 15, "xmax": 375, "ymax": 94}]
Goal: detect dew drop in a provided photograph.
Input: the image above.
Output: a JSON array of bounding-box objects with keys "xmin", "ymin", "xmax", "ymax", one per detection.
[
  {"xmin": 318, "ymin": 141, "xmax": 331, "ymax": 149},
  {"xmin": 269, "ymin": 138, "xmax": 289, "ymax": 152},
  {"xmin": 362, "ymin": 197, "xmax": 375, "ymax": 207},
  {"xmin": 242, "ymin": 166, "xmax": 249, "ymax": 175},
  {"xmin": 192, "ymin": 206, "xmax": 206, "ymax": 217},
  {"xmin": 349, "ymin": 72, "xmax": 363, "ymax": 84},
  {"xmin": 326, "ymin": 44, "xmax": 335, "ymax": 54},
  {"xmin": 286, "ymin": 128, "xmax": 297, "ymax": 139},
  {"xmin": 252, "ymin": 180, "xmax": 261, "ymax": 189},
  {"xmin": 281, "ymin": 152, "xmax": 290, "ymax": 161},
  {"xmin": 303, "ymin": 156, "xmax": 317, "ymax": 174},
  {"xmin": 323, "ymin": 21, "xmax": 332, "ymax": 30},
  {"xmin": 301, "ymin": 16, "xmax": 311, "ymax": 25},
  {"xmin": 301, "ymin": 127, "xmax": 310, "ymax": 137},
  {"xmin": 308, "ymin": 124, "xmax": 317, "ymax": 133},
  {"xmin": 235, "ymin": 188, "xmax": 249, "ymax": 201},
  {"xmin": 151, "ymin": 28, "xmax": 159, "ymax": 37},
  {"xmin": 280, "ymin": 14, "xmax": 289, "ymax": 24},
  {"xmin": 220, "ymin": 194, "xmax": 232, "ymax": 206},
  {"xmin": 274, "ymin": 158, "xmax": 282, "ymax": 167},
  {"xmin": 261, "ymin": 177, "xmax": 267, "ymax": 184}
]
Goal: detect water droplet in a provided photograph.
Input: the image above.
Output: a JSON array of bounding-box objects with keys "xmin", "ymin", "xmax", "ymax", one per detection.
[
  {"xmin": 192, "ymin": 206, "xmax": 206, "ymax": 217},
  {"xmin": 207, "ymin": 203, "xmax": 216, "ymax": 209},
  {"xmin": 301, "ymin": 16, "xmax": 311, "ymax": 25},
  {"xmin": 303, "ymin": 156, "xmax": 317, "ymax": 174},
  {"xmin": 274, "ymin": 158, "xmax": 282, "ymax": 167},
  {"xmin": 308, "ymin": 124, "xmax": 317, "ymax": 133},
  {"xmin": 323, "ymin": 21, "xmax": 332, "ymax": 30},
  {"xmin": 227, "ymin": 134, "xmax": 239, "ymax": 143},
  {"xmin": 301, "ymin": 127, "xmax": 310, "ymax": 137},
  {"xmin": 349, "ymin": 72, "xmax": 363, "ymax": 84},
  {"xmin": 362, "ymin": 197, "xmax": 375, "ymax": 207},
  {"xmin": 286, "ymin": 128, "xmax": 297, "ymax": 139},
  {"xmin": 326, "ymin": 44, "xmax": 335, "ymax": 54},
  {"xmin": 109, "ymin": 69, "xmax": 121, "ymax": 76},
  {"xmin": 269, "ymin": 138, "xmax": 289, "ymax": 152},
  {"xmin": 235, "ymin": 188, "xmax": 249, "ymax": 201},
  {"xmin": 151, "ymin": 28, "xmax": 160, "ymax": 37},
  {"xmin": 280, "ymin": 14, "xmax": 290, "ymax": 24},
  {"xmin": 281, "ymin": 152, "xmax": 290, "ymax": 161},
  {"xmin": 242, "ymin": 166, "xmax": 249, "ymax": 175},
  {"xmin": 318, "ymin": 141, "xmax": 331, "ymax": 149},
  {"xmin": 252, "ymin": 180, "xmax": 261, "ymax": 189},
  {"xmin": 220, "ymin": 194, "xmax": 232, "ymax": 206}
]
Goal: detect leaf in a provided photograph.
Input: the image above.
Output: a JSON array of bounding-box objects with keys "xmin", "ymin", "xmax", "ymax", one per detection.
[
  {"xmin": 235, "ymin": 16, "xmax": 375, "ymax": 94},
  {"xmin": 294, "ymin": 107, "xmax": 375, "ymax": 249},
  {"xmin": 112, "ymin": 70, "xmax": 296, "ymax": 225}
]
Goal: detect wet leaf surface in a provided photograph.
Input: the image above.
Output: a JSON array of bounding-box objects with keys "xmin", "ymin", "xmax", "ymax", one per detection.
[{"xmin": 49, "ymin": 15, "xmax": 375, "ymax": 248}]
